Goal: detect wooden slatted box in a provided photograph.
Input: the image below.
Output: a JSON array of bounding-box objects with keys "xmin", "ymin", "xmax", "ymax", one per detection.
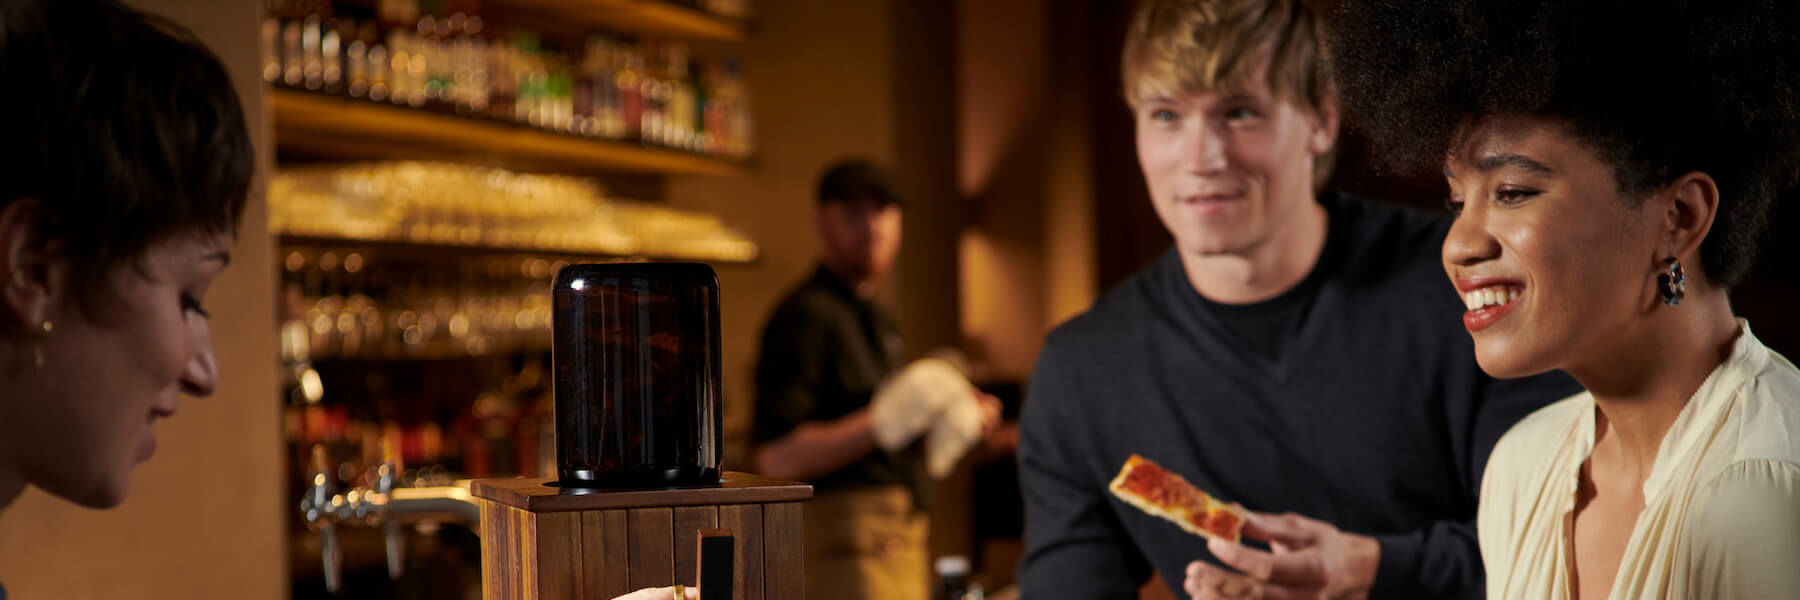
[{"xmin": 472, "ymin": 473, "xmax": 812, "ymax": 600}]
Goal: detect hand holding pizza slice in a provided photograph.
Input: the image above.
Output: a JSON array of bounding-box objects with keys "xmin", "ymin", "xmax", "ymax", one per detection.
[{"xmin": 1108, "ymin": 453, "xmax": 1247, "ymax": 543}]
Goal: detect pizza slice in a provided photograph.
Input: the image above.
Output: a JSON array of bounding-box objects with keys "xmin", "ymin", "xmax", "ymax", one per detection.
[{"xmin": 1108, "ymin": 453, "xmax": 1247, "ymax": 543}]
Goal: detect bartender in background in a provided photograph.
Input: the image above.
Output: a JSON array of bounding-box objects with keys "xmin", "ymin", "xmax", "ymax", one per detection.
[{"xmin": 753, "ymin": 158, "xmax": 998, "ymax": 599}]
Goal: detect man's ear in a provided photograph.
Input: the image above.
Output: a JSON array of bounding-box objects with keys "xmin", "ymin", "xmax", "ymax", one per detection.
[{"xmin": 1307, "ymin": 87, "xmax": 1341, "ymax": 156}]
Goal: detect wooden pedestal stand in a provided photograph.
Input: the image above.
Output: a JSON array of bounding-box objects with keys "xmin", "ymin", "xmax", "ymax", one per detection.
[{"xmin": 471, "ymin": 473, "xmax": 812, "ymax": 600}]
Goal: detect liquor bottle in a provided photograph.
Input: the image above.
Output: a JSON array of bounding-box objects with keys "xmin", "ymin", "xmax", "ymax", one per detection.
[
  {"xmin": 463, "ymin": 14, "xmax": 490, "ymax": 115},
  {"xmin": 486, "ymin": 30, "xmax": 515, "ymax": 120},
  {"xmin": 367, "ymin": 32, "xmax": 392, "ymax": 102},
  {"xmin": 615, "ymin": 44, "xmax": 643, "ymax": 141},
  {"xmin": 666, "ymin": 45, "xmax": 694, "ymax": 150},
  {"xmin": 387, "ymin": 25, "xmax": 413, "ymax": 106},
  {"xmin": 648, "ymin": 41, "xmax": 676, "ymax": 145},
  {"xmin": 420, "ymin": 2, "xmax": 457, "ymax": 113},
  {"xmin": 515, "ymin": 35, "xmax": 544, "ymax": 125},
  {"xmin": 346, "ymin": 20, "xmax": 374, "ymax": 98},
  {"xmin": 281, "ymin": 16, "xmax": 303, "ymax": 86},
  {"xmin": 261, "ymin": 13, "xmax": 281, "ymax": 82},
  {"xmin": 726, "ymin": 57, "xmax": 753, "ymax": 156},
  {"xmin": 702, "ymin": 62, "xmax": 725, "ymax": 154},
  {"xmin": 321, "ymin": 14, "xmax": 345, "ymax": 95},
  {"xmin": 302, "ymin": 12, "xmax": 323, "ymax": 90},
  {"xmin": 446, "ymin": 11, "xmax": 476, "ymax": 115},
  {"xmin": 546, "ymin": 54, "xmax": 574, "ymax": 133},
  {"xmin": 596, "ymin": 38, "xmax": 624, "ymax": 138}
]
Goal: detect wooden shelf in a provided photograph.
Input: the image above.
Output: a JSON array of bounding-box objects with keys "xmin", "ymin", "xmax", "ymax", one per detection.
[
  {"xmin": 497, "ymin": 0, "xmax": 748, "ymax": 42},
  {"xmin": 271, "ymin": 89, "xmax": 750, "ymax": 177},
  {"xmin": 277, "ymin": 233, "xmax": 757, "ymax": 265}
]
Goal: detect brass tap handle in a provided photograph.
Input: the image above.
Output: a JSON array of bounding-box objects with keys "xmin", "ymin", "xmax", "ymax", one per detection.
[
  {"xmin": 377, "ymin": 439, "xmax": 405, "ymax": 579},
  {"xmin": 300, "ymin": 445, "xmax": 344, "ymax": 593}
]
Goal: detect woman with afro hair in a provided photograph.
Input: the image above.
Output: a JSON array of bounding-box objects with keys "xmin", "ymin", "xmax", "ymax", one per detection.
[{"xmin": 1334, "ymin": 0, "xmax": 1800, "ymax": 598}]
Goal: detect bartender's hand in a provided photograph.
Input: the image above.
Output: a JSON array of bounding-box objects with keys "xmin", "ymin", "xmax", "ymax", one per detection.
[
  {"xmin": 1184, "ymin": 509, "xmax": 1378, "ymax": 600},
  {"xmin": 977, "ymin": 393, "xmax": 1002, "ymax": 436}
]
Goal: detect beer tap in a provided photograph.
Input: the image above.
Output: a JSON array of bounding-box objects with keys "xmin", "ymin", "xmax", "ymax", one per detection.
[
  {"xmin": 299, "ymin": 442, "xmax": 481, "ymax": 593},
  {"xmin": 299, "ymin": 446, "xmax": 344, "ymax": 593}
]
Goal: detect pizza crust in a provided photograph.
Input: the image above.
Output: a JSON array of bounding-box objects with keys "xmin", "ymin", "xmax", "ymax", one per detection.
[{"xmin": 1108, "ymin": 454, "xmax": 1247, "ymax": 543}]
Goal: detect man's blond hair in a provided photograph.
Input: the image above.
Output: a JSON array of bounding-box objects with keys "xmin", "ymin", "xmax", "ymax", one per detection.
[{"xmin": 1122, "ymin": 0, "xmax": 1331, "ymax": 110}]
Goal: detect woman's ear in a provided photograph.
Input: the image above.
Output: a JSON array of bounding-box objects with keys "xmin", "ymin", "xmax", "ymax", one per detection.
[
  {"xmin": 1659, "ymin": 172, "xmax": 1721, "ymax": 279},
  {"xmin": 0, "ymin": 198, "xmax": 55, "ymax": 331}
]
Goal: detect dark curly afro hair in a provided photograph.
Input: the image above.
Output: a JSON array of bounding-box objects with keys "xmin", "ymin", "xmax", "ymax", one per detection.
[{"xmin": 1332, "ymin": 0, "xmax": 1800, "ymax": 288}]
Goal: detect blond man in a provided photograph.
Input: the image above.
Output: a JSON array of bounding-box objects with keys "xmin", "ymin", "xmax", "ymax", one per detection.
[{"xmin": 1015, "ymin": 0, "xmax": 1577, "ymax": 597}]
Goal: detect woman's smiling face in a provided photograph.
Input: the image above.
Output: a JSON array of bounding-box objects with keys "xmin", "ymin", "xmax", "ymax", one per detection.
[{"xmin": 1441, "ymin": 115, "xmax": 1665, "ymax": 379}]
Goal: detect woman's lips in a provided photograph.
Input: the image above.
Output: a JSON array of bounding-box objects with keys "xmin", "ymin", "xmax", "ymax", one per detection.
[{"xmin": 1460, "ymin": 284, "xmax": 1522, "ymax": 332}]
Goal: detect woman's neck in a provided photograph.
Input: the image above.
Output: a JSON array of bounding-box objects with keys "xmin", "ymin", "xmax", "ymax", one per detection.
[{"xmin": 1569, "ymin": 288, "xmax": 1742, "ymax": 473}]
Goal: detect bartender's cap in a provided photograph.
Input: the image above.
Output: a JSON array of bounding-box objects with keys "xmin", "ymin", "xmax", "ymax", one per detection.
[{"xmin": 817, "ymin": 159, "xmax": 902, "ymax": 208}]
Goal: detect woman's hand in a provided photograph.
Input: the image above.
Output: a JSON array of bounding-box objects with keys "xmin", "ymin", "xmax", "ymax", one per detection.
[{"xmin": 612, "ymin": 585, "xmax": 698, "ymax": 600}]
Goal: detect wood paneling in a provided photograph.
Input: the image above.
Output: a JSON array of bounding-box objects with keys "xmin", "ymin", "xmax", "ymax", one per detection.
[
  {"xmin": 582, "ymin": 510, "xmax": 634, "ymax": 599},
  {"xmin": 674, "ymin": 506, "xmax": 722, "ymax": 588},
  {"xmin": 531, "ymin": 510, "xmax": 583, "ymax": 599},
  {"xmin": 628, "ymin": 508, "xmax": 677, "ymax": 589},
  {"xmin": 762, "ymin": 502, "xmax": 805, "ymax": 600},
  {"xmin": 718, "ymin": 503, "xmax": 764, "ymax": 600},
  {"xmin": 481, "ymin": 501, "xmax": 520, "ymax": 599}
]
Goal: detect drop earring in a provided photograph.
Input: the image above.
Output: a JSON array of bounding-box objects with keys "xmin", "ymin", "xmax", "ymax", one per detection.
[
  {"xmin": 32, "ymin": 320, "xmax": 52, "ymax": 369},
  {"xmin": 1656, "ymin": 258, "xmax": 1686, "ymax": 306}
]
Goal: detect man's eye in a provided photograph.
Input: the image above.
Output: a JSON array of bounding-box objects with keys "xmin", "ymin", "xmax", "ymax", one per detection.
[{"xmin": 1444, "ymin": 197, "xmax": 1464, "ymax": 217}]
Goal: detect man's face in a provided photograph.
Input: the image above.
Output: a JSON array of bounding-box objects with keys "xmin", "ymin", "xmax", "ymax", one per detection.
[
  {"xmin": 818, "ymin": 196, "xmax": 903, "ymax": 283},
  {"xmin": 1132, "ymin": 65, "xmax": 1336, "ymax": 259}
]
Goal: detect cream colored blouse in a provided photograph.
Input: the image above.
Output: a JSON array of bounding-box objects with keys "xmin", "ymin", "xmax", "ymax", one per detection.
[{"xmin": 1478, "ymin": 322, "xmax": 1800, "ymax": 599}]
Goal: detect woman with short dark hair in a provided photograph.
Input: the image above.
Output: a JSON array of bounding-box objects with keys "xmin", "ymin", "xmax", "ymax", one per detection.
[
  {"xmin": 0, "ymin": 0, "xmax": 251, "ymax": 514},
  {"xmin": 1336, "ymin": 1, "xmax": 1800, "ymax": 597}
]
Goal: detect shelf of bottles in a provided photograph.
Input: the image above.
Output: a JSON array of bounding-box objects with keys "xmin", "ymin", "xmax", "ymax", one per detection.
[{"xmin": 264, "ymin": 0, "xmax": 754, "ymax": 175}]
